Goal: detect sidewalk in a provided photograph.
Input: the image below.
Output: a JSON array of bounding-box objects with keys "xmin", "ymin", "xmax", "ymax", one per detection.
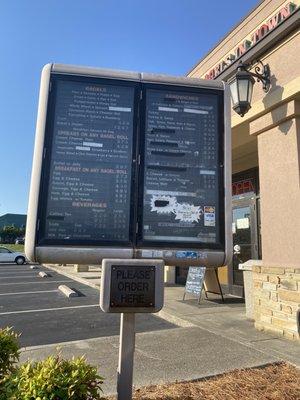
[
  {"xmin": 45, "ymin": 264, "xmax": 101, "ymax": 289},
  {"xmin": 20, "ymin": 264, "xmax": 300, "ymax": 395}
]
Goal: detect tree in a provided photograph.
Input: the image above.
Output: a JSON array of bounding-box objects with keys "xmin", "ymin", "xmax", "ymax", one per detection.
[{"xmin": 0, "ymin": 226, "xmax": 22, "ymax": 244}]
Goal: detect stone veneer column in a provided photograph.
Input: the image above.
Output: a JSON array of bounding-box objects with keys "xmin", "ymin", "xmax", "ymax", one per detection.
[{"xmin": 253, "ymin": 265, "xmax": 300, "ymax": 340}]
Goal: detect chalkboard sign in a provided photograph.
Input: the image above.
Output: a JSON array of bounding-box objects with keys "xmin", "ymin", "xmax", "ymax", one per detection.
[{"xmin": 183, "ymin": 266, "xmax": 206, "ymax": 302}]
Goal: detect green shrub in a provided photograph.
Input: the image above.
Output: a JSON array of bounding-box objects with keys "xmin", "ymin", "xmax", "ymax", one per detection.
[
  {"xmin": 0, "ymin": 327, "xmax": 20, "ymax": 377},
  {"xmin": 4, "ymin": 354, "xmax": 104, "ymax": 400}
]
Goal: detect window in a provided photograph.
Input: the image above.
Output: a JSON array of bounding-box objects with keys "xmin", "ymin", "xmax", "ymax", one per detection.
[{"xmin": 0, "ymin": 248, "xmax": 11, "ymax": 253}]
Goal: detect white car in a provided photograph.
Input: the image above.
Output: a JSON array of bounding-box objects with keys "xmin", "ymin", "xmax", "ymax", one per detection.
[{"xmin": 0, "ymin": 247, "xmax": 26, "ymax": 265}]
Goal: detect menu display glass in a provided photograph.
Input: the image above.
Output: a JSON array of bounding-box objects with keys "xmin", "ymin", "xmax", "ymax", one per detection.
[
  {"xmin": 40, "ymin": 77, "xmax": 136, "ymax": 244},
  {"xmin": 140, "ymin": 87, "xmax": 223, "ymax": 246}
]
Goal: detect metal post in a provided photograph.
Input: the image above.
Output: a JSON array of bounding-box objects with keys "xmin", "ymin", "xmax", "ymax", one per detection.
[{"xmin": 117, "ymin": 313, "xmax": 136, "ymax": 400}]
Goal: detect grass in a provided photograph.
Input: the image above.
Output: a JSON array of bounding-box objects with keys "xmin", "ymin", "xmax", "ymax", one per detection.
[
  {"xmin": 105, "ymin": 362, "xmax": 300, "ymax": 400},
  {"xmin": 0, "ymin": 243, "xmax": 24, "ymax": 252}
]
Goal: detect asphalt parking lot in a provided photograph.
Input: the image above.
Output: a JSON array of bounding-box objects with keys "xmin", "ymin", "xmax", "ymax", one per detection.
[{"xmin": 0, "ymin": 262, "xmax": 175, "ymax": 348}]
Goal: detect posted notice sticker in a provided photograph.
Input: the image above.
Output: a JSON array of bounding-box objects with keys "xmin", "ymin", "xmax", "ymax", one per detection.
[{"xmin": 204, "ymin": 206, "xmax": 216, "ymax": 227}]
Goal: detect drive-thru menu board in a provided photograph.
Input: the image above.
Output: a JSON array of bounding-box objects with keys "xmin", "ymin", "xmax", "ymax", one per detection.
[
  {"xmin": 41, "ymin": 79, "xmax": 135, "ymax": 244},
  {"xmin": 26, "ymin": 64, "xmax": 231, "ymax": 266},
  {"xmin": 141, "ymin": 89, "xmax": 221, "ymax": 245}
]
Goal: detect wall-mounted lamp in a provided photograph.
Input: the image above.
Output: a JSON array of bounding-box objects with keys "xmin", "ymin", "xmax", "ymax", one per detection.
[{"xmin": 228, "ymin": 61, "xmax": 271, "ymax": 117}]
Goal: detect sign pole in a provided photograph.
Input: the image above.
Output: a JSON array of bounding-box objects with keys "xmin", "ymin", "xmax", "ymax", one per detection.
[{"xmin": 117, "ymin": 313, "xmax": 136, "ymax": 400}]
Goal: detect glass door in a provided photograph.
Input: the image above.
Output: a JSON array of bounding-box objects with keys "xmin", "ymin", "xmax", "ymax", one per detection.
[{"xmin": 231, "ymin": 197, "xmax": 258, "ymax": 290}]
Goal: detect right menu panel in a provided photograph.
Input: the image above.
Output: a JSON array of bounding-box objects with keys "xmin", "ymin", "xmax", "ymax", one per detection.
[{"xmin": 140, "ymin": 87, "xmax": 223, "ymax": 247}]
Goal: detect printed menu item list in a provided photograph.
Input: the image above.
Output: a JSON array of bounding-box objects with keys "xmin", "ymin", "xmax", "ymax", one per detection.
[
  {"xmin": 44, "ymin": 80, "xmax": 135, "ymax": 242},
  {"xmin": 142, "ymin": 89, "xmax": 220, "ymax": 244}
]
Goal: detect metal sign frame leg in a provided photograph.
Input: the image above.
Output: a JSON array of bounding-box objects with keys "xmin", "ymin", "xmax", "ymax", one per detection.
[
  {"xmin": 117, "ymin": 313, "xmax": 136, "ymax": 400},
  {"xmin": 214, "ymin": 267, "xmax": 225, "ymax": 303}
]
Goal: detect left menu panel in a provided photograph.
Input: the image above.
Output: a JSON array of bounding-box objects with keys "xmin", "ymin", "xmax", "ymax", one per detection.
[{"xmin": 39, "ymin": 78, "xmax": 136, "ymax": 244}]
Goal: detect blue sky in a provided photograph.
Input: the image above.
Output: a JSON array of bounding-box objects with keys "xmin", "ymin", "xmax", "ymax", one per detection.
[{"xmin": 0, "ymin": 0, "xmax": 258, "ymax": 215}]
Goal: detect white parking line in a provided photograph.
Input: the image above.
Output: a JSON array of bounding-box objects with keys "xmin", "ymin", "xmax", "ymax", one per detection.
[
  {"xmin": 0, "ymin": 264, "xmax": 37, "ymax": 268},
  {"xmin": 0, "ymin": 276, "xmax": 55, "ymax": 279},
  {"xmin": 0, "ymin": 269, "xmax": 35, "ymax": 271},
  {"xmin": 0, "ymin": 273, "xmax": 42, "ymax": 277},
  {"xmin": 0, "ymin": 280, "xmax": 72, "ymax": 286},
  {"xmin": 0, "ymin": 265, "xmax": 28, "ymax": 268},
  {"xmin": 0, "ymin": 265, "xmax": 30, "ymax": 268},
  {"xmin": 0, "ymin": 304, "xmax": 99, "ymax": 316},
  {"xmin": 0, "ymin": 290, "xmax": 58, "ymax": 296},
  {"xmin": 0, "ymin": 271, "xmax": 36, "ymax": 277},
  {"xmin": 0, "ymin": 268, "xmax": 32, "ymax": 272},
  {"xmin": 0, "ymin": 268, "xmax": 37, "ymax": 271}
]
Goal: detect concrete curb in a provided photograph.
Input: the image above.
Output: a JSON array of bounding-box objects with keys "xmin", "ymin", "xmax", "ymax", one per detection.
[
  {"xmin": 43, "ymin": 264, "xmax": 100, "ymax": 290},
  {"xmin": 157, "ymin": 309, "xmax": 196, "ymax": 328},
  {"xmin": 58, "ymin": 285, "xmax": 78, "ymax": 298},
  {"xmin": 38, "ymin": 271, "xmax": 49, "ymax": 278}
]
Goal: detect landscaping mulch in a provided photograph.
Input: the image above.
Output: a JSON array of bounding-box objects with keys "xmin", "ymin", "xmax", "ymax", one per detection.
[{"xmin": 105, "ymin": 362, "xmax": 300, "ymax": 400}]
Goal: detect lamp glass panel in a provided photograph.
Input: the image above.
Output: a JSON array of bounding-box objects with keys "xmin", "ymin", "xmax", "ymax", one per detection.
[
  {"xmin": 237, "ymin": 79, "xmax": 250, "ymax": 102},
  {"xmin": 229, "ymin": 79, "xmax": 238, "ymax": 105},
  {"xmin": 248, "ymin": 79, "xmax": 254, "ymax": 103}
]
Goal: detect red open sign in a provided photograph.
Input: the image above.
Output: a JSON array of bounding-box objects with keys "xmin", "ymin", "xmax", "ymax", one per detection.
[{"xmin": 232, "ymin": 179, "xmax": 255, "ymax": 196}]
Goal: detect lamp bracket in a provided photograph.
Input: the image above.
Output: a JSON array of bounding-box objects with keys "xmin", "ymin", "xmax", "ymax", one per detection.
[{"xmin": 239, "ymin": 60, "xmax": 271, "ymax": 92}]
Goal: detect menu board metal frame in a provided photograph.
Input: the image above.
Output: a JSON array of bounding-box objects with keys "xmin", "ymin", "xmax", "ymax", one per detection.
[
  {"xmin": 136, "ymin": 82, "xmax": 225, "ymax": 250},
  {"xmin": 26, "ymin": 64, "xmax": 232, "ymax": 267}
]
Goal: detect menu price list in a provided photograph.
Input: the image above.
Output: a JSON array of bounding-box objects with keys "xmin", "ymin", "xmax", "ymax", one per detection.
[
  {"xmin": 44, "ymin": 80, "xmax": 135, "ymax": 242},
  {"xmin": 142, "ymin": 89, "xmax": 221, "ymax": 244}
]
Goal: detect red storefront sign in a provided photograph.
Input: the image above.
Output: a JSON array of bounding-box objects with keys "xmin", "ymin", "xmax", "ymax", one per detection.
[
  {"xmin": 204, "ymin": 2, "xmax": 297, "ymax": 80},
  {"xmin": 232, "ymin": 179, "xmax": 255, "ymax": 196}
]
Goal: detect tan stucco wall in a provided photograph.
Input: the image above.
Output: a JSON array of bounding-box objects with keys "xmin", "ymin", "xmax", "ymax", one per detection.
[
  {"xmin": 187, "ymin": 0, "xmax": 300, "ymax": 284},
  {"xmin": 190, "ymin": 28, "xmax": 300, "ymax": 132},
  {"xmin": 192, "ymin": 1, "xmax": 300, "ymax": 268},
  {"xmin": 231, "ymin": 122, "xmax": 258, "ymax": 173},
  {"xmin": 187, "ymin": 0, "xmax": 300, "ymax": 130},
  {"xmin": 230, "ymin": 30, "xmax": 300, "ymax": 130},
  {"xmin": 250, "ymin": 32, "xmax": 299, "ymax": 105},
  {"xmin": 257, "ymin": 113, "xmax": 300, "ymax": 266},
  {"xmin": 188, "ymin": 0, "xmax": 300, "ymax": 181}
]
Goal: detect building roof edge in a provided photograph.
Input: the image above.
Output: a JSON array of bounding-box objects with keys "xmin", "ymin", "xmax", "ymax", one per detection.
[{"xmin": 186, "ymin": 0, "xmax": 267, "ymax": 76}]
